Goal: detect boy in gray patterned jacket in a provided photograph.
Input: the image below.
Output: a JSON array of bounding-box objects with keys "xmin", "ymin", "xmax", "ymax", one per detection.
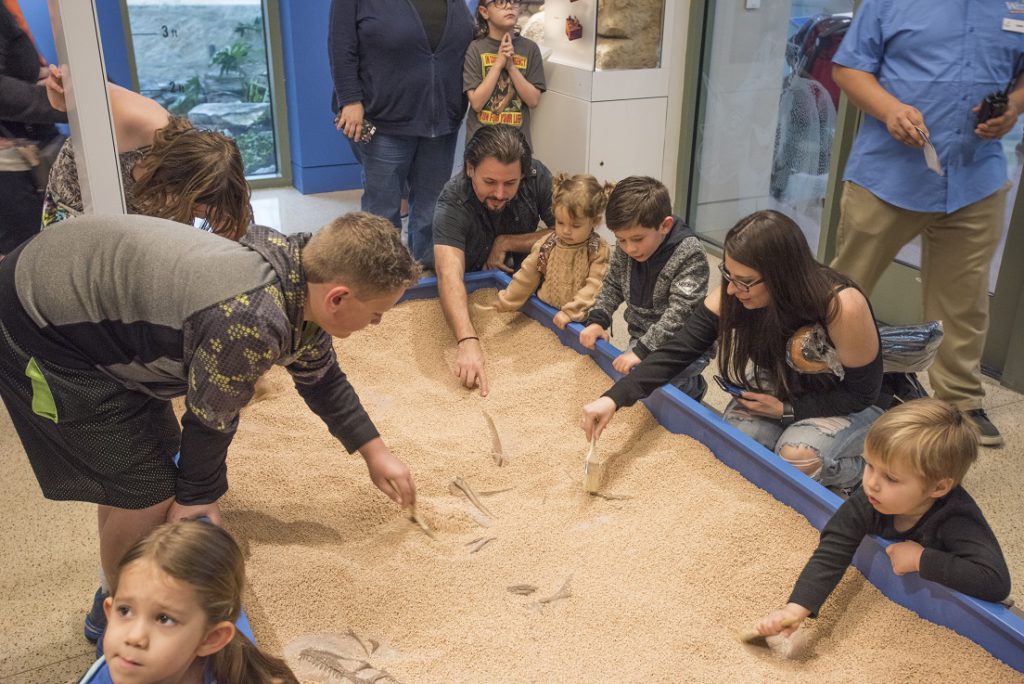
[{"xmin": 578, "ymin": 176, "xmax": 711, "ymax": 400}]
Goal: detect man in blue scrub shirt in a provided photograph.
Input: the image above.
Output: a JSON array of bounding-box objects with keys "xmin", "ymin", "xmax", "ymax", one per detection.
[{"xmin": 829, "ymin": 0, "xmax": 1024, "ymax": 446}]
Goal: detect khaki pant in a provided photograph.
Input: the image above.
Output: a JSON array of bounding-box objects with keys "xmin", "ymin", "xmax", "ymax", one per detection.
[{"xmin": 831, "ymin": 181, "xmax": 1008, "ymax": 410}]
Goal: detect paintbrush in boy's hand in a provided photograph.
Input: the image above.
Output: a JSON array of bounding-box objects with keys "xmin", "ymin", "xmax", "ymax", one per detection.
[{"xmin": 583, "ymin": 432, "xmax": 604, "ymax": 493}]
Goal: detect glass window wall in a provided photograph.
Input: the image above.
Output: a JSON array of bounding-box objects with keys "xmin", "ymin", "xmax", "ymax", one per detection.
[
  {"xmin": 689, "ymin": 0, "xmax": 854, "ymax": 253},
  {"xmin": 122, "ymin": 0, "xmax": 280, "ymax": 178}
]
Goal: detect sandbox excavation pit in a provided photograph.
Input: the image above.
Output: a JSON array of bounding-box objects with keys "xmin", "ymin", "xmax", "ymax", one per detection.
[{"xmin": 223, "ymin": 290, "xmax": 1021, "ymax": 683}]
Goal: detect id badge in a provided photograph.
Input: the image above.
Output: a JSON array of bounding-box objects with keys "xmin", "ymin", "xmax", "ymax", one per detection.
[{"xmin": 1003, "ymin": 17, "xmax": 1024, "ymax": 33}]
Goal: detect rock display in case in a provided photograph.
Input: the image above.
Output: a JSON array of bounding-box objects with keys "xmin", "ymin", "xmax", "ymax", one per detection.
[{"xmin": 520, "ymin": 0, "xmax": 665, "ymax": 71}]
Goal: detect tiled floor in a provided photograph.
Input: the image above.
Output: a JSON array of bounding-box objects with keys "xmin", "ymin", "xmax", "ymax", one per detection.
[{"xmin": 2, "ymin": 186, "xmax": 1021, "ymax": 682}]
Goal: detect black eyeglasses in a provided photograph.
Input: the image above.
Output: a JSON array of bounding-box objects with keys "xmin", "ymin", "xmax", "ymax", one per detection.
[
  {"xmin": 487, "ymin": 0, "xmax": 521, "ymax": 8},
  {"xmin": 718, "ymin": 262, "xmax": 764, "ymax": 293}
]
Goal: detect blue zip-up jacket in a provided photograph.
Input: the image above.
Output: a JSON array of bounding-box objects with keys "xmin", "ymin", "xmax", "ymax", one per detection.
[{"xmin": 329, "ymin": 0, "xmax": 474, "ymax": 138}]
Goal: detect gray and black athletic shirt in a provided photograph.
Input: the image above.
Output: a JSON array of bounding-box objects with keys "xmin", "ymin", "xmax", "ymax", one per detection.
[{"xmin": 0, "ymin": 215, "xmax": 379, "ymax": 504}]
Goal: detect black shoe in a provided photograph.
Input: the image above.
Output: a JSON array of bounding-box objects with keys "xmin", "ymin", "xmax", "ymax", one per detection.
[{"xmin": 967, "ymin": 409, "xmax": 1004, "ymax": 447}]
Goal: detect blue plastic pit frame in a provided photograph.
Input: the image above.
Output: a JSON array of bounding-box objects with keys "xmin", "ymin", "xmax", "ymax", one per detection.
[{"xmin": 403, "ymin": 270, "xmax": 1024, "ymax": 673}]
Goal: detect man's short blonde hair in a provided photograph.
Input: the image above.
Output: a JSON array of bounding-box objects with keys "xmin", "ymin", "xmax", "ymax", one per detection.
[
  {"xmin": 864, "ymin": 398, "xmax": 979, "ymax": 486},
  {"xmin": 303, "ymin": 212, "xmax": 420, "ymax": 294}
]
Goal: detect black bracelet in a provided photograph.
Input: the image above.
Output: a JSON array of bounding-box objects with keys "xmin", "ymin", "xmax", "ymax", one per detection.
[{"xmin": 457, "ymin": 336, "xmax": 479, "ymax": 345}]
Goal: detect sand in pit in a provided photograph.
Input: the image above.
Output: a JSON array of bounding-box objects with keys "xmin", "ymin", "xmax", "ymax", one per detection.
[{"xmin": 222, "ymin": 291, "xmax": 1021, "ymax": 683}]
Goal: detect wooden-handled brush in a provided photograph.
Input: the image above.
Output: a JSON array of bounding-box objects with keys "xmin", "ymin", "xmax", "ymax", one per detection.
[{"xmin": 582, "ymin": 433, "xmax": 604, "ymax": 493}]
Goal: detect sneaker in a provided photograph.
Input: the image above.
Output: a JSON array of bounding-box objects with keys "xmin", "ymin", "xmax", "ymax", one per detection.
[
  {"xmin": 967, "ymin": 409, "xmax": 1004, "ymax": 447},
  {"xmin": 83, "ymin": 587, "xmax": 108, "ymax": 644}
]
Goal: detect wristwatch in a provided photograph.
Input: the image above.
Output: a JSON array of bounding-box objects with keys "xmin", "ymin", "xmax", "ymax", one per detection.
[{"xmin": 780, "ymin": 401, "xmax": 795, "ymax": 426}]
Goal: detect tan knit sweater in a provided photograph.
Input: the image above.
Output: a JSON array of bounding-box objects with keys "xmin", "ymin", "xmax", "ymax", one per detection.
[{"xmin": 496, "ymin": 233, "xmax": 611, "ymax": 321}]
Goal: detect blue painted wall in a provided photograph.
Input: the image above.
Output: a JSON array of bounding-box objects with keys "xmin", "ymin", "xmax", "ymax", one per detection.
[
  {"xmin": 277, "ymin": 0, "xmax": 360, "ymax": 193},
  {"xmin": 20, "ymin": 1, "xmax": 57, "ymax": 64}
]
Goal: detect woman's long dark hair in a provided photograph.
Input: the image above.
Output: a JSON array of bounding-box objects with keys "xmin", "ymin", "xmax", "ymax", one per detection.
[{"xmin": 717, "ymin": 210, "xmax": 855, "ymax": 398}]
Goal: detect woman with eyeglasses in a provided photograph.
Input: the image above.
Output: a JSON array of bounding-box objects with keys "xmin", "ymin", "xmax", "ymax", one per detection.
[{"xmin": 582, "ymin": 209, "xmax": 888, "ymax": 494}]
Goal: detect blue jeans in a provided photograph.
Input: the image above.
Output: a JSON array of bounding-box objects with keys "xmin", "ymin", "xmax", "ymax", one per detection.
[
  {"xmin": 349, "ymin": 131, "xmax": 459, "ymax": 267},
  {"xmin": 723, "ymin": 401, "xmax": 882, "ymax": 490}
]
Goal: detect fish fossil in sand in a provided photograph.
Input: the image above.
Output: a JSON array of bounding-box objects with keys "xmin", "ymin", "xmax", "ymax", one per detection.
[
  {"xmin": 534, "ymin": 576, "xmax": 573, "ymax": 606},
  {"xmin": 482, "ymin": 410, "xmax": 507, "ymax": 466},
  {"xmin": 449, "ymin": 476, "xmax": 497, "ymax": 522},
  {"xmin": 589, "ymin": 491, "xmax": 633, "ymax": 501},
  {"xmin": 284, "ymin": 631, "xmax": 399, "ymax": 683},
  {"xmin": 478, "ymin": 487, "xmax": 513, "ymax": 497},
  {"xmin": 466, "ymin": 536, "xmax": 495, "ymax": 554}
]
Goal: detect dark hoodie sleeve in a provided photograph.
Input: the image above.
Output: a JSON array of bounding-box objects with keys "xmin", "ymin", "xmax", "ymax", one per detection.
[
  {"xmin": 0, "ymin": 77, "xmax": 67, "ymax": 124},
  {"xmin": 328, "ymin": 0, "xmax": 362, "ymax": 108},
  {"xmin": 603, "ymin": 301, "xmax": 718, "ymax": 407},
  {"xmin": 287, "ymin": 326, "xmax": 380, "ymax": 453},
  {"xmin": 788, "ymin": 491, "xmax": 874, "ymax": 616},
  {"xmin": 177, "ymin": 286, "xmax": 287, "ymax": 505},
  {"xmin": 585, "ymin": 246, "xmax": 627, "ymax": 330},
  {"xmin": 634, "ymin": 234, "xmax": 710, "ymax": 359}
]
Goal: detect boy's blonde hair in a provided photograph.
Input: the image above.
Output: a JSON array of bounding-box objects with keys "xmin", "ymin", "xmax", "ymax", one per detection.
[
  {"xmin": 303, "ymin": 212, "xmax": 420, "ymax": 295},
  {"xmin": 604, "ymin": 175, "xmax": 671, "ymax": 231},
  {"xmin": 551, "ymin": 173, "xmax": 615, "ymax": 224},
  {"xmin": 864, "ymin": 398, "xmax": 980, "ymax": 486}
]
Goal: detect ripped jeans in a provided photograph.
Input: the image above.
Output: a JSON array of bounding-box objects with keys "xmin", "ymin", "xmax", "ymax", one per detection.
[{"xmin": 723, "ymin": 401, "xmax": 882, "ymax": 490}]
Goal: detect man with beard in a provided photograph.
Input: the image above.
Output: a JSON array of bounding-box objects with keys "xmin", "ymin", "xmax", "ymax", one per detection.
[{"xmin": 433, "ymin": 125, "xmax": 554, "ymax": 396}]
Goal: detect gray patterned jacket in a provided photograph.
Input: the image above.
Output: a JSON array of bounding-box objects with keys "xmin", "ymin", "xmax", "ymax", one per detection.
[{"xmin": 586, "ymin": 218, "xmax": 710, "ymax": 359}]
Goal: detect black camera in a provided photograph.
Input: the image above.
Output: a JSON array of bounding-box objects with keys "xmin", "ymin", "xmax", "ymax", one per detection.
[{"xmin": 977, "ymin": 91, "xmax": 1009, "ymax": 124}]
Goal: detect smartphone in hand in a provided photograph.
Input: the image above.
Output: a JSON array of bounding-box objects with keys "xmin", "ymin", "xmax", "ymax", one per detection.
[{"xmin": 713, "ymin": 375, "xmax": 746, "ymax": 397}]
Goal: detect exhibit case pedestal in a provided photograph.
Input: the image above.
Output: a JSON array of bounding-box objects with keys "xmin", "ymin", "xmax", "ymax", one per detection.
[{"xmin": 529, "ymin": 0, "xmax": 674, "ymax": 199}]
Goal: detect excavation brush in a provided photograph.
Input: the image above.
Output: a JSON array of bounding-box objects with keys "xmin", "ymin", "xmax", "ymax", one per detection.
[{"xmin": 582, "ymin": 433, "xmax": 604, "ymax": 493}]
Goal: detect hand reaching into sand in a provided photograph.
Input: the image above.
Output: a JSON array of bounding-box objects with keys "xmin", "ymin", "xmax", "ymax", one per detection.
[
  {"xmin": 359, "ymin": 437, "xmax": 416, "ymax": 508},
  {"xmin": 456, "ymin": 337, "xmax": 489, "ymax": 396},
  {"xmin": 578, "ymin": 323, "xmax": 608, "ymax": 350},
  {"xmin": 754, "ymin": 603, "xmax": 810, "ymax": 638},
  {"xmin": 581, "ymin": 396, "xmax": 617, "ymax": 442}
]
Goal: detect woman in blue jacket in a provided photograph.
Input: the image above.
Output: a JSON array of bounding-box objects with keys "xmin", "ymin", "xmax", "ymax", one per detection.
[{"xmin": 329, "ymin": 0, "xmax": 475, "ymax": 268}]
